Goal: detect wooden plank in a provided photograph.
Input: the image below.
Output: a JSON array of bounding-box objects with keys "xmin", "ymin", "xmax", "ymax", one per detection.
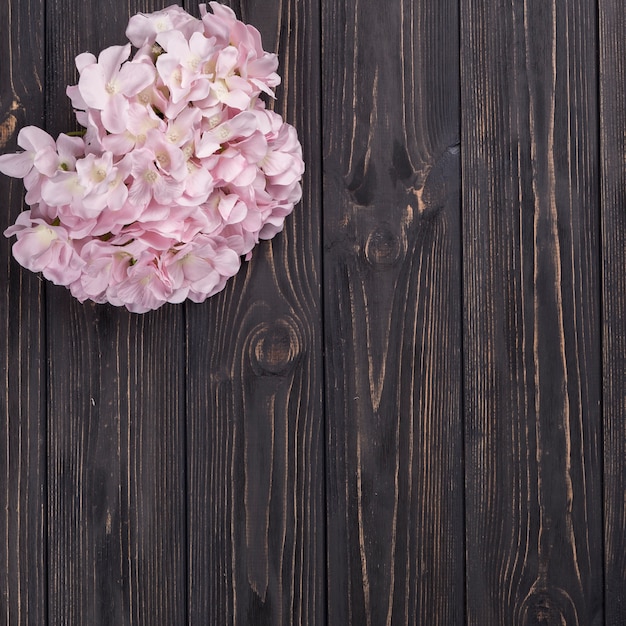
[
  {"xmin": 599, "ymin": 0, "xmax": 626, "ymax": 623},
  {"xmin": 0, "ymin": 0, "xmax": 46, "ymax": 623},
  {"xmin": 44, "ymin": 2, "xmax": 187, "ymax": 623},
  {"xmin": 322, "ymin": 0, "xmax": 464, "ymax": 623},
  {"xmin": 461, "ymin": 0, "xmax": 604, "ymax": 623},
  {"xmin": 185, "ymin": 0, "xmax": 325, "ymax": 623}
]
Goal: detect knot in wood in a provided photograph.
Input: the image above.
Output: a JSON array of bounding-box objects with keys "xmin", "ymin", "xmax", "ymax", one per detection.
[
  {"xmin": 364, "ymin": 227, "xmax": 402, "ymax": 268},
  {"xmin": 249, "ymin": 318, "xmax": 301, "ymax": 375},
  {"xmin": 521, "ymin": 588, "xmax": 575, "ymax": 626}
]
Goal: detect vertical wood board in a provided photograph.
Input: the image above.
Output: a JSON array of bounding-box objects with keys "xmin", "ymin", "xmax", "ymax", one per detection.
[
  {"xmin": 0, "ymin": 0, "xmax": 46, "ymax": 623},
  {"xmin": 185, "ymin": 0, "xmax": 325, "ymax": 623},
  {"xmin": 599, "ymin": 0, "xmax": 626, "ymax": 623},
  {"xmin": 322, "ymin": 0, "xmax": 464, "ymax": 623},
  {"xmin": 44, "ymin": 2, "xmax": 187, "ymax": 623},
  {"xmin": 461, "ymin": 0, "xmax": 603, "ymax": 623}
]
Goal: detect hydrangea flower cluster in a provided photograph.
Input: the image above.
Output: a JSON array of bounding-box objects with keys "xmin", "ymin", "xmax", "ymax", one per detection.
[{"xmin": 0, "ymin": 3, "xmax": 304, "ymax": 312}]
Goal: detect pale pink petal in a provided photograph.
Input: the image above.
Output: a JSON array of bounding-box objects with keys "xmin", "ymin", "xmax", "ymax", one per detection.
[
  {"xmin": 208, "ymin": 2, "xmax": 237, "ymax": 21},
  {"xmin": 97, "ymin": 44, "xmax": 131, "ymax": 81},
  {"xmin": 216, "ymin": 194, "xmax": 237, "ymax": 220},
  {"xmin": 231, "ymin": 163, "xmax": 257, "ymax": 186},
  {"xmin": 33, "ymin": 150, "xmax": 60, "ymax": 177},
  {"xmin": 235, "ymin": 133, "xmax": 268, "ymax": 162},
  {"xmin": 156, "ymin": 29, "xmax": 189, "ymax": 57},
  {"xmin": 78, "ymin": 65, "xmax": 109, "ymax": 108},
  {"xmin": 75, "ymin": 52, "xmax": 97, "ymax": 73},
  {"xmin": 101, "ymin": 94, "xmax": 130, "ymax": 134},
  {"xmin": 118, "ymin": 62, "xmax": 156, "ymax": 97},
  {"xmin": 249, "ymin": 78, "xmax": 276, "ymax": 97},
  {"xmin": 262, "ymin": 150, "xmax": 298, "ymax": 176},
  {"xmin": 56, "ymin": 134, "xmax": 86, "ymax": 161},
  {"xmin": 221, "ymin": 89, "xmax": 251, "ymax": 110},
  {"xmin": 18, "ymin": 126, "xmax": 55, "ymax": 153},
  {"xmin": 227, "ymin": 201, "xmax": 248, "ymax": 224},
  {"xmin": 101, "ymin": 132, "xmax": 135, "ymax": 155},
  {"xmin": 195, "ymin": 134, "xmax": 220, "ymax": 158},
  {"xmin": 213, "ymin": 154, "xmax": 246, "ymax": 183},
  {"xmin": 0, "ymin": 152, "xmax": 34, "ymax": 178},
  {"xmin": 128, "ymin": 178, "xmax": 152, "ymax": 210},
  {"xmin": 66, "ymin": 84, "xmax": 88, "ymax": 110},
  {"xmin": 183, "ymin": 254, "xmax": 214, "ymax": 282},
  {"xmin": 246, "ymin": 55, "xmax": 279, "ymax": 78},
  {"xmin": 213, "ymin": 248, "xmax": 240, "ymax": 275},
  {"xmin": 215, "ymin": 46, "xmax": 238, "ymax": 76},
  {"xmin": 3, "ymin": 210, "xmax": 33, "ymax": 237}
]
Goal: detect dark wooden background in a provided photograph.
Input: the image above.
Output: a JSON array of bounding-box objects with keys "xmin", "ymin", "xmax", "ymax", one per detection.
[{"xmin": 0, "ymin": 0, "xmax": 624, "ymax": 623}]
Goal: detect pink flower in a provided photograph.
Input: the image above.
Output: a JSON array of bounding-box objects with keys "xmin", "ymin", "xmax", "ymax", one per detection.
[
  {"xmin": 196, "ymin": 110, "xmax": 257, "ymax": 157},
  {"xmin": 211, "ymin": 149, "xmax": 256, "ymax": 186},
  {"xmin": 143, "ymin": 129, "xmax": 188, "ymax": 181},
  {"xmin": 128, "ymin": 147, "xmax": 184, "ymax": 209},
  {"xmin": 74, "ymin": 152, "xmax": 130, "ymax": 214},
  {"xmin": 180, "ymin": 158, "xmax": 215, "ymax": 206},
  {"xmin": 74, "ymin": 240, "xmax": 129, "ymax": 300},
  {"xmin": 164, "ymin": 235, "xmax": 240, "ymax": 302},
  {"xmin": 200, "ymin": 2, "xmax": 280, "ymax": 96},
  {"xmin": 126, "ymin": 5, "xmax": 201, "ymax": 48},
  {"xmin": 112, "ymin": 253, "xmax": 174, "ymax": 313},
  {"xmin": 4, "ymin": 213, "xmax": 85, "ymax": 285},
  {"xmin": 77, "ymin": 44, "xmax": 156, "ymax": 133},
  {"xmin": 164, "ymin": 106, "xmax": 201, "ymax": 147},
  {"xmin": 2, "ymin": 4, "xmax": 304, "ymax": 312},
  {"xmin": 0, "ymin": 127, "xmax": 53, "ymax": 178},
  {"xmin": 0, "ymin": 127, "xmax": 86, "ymax": 205},
  {"xmin": 101, "ymin": 103, "xmax": 163, "ymax": 155},
  {"xmin": 156, "ymin": 30, "xmax": 215, "ymax": 105}
]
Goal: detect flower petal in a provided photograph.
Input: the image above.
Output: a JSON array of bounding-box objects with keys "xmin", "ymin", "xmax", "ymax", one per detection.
[
  {"xmin": 97, "ymin": 44, "xmax": 131, "ymax": 81},
  {"xmin": 118, "ymin": 61, "xmax": 156, "ymax": 97},
  {"xmin": 0, "ymin": 152, "xmax": 34, "ymax": 178}
]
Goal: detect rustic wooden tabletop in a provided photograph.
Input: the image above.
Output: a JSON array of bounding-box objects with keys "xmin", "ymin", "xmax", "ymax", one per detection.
[{"xmin": 0, "ymin": 0, "xmax": 623, "ymax": 624}]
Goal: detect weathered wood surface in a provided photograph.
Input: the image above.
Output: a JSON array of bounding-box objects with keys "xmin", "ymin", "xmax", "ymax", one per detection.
[
  {"xmin": 322, "ymin": 0, "xmax": 464, "ymax": 623},
  {"xmin": 600, "ymin": 0, "xmax": 626, "ymax": 624},
  {"xmin": 0, "ymin": 0, "xmax": 46, "ymax": 623},
  {"xmin": 45, "ymin": 1, "xmax": 187, "ymax": 623},
  {"xmin": 0, "ymin": 0, "xmax": 625, "ymax": 624},
  {"xmin": 461, "ymin": 0, "xmax": 603, "ymax": 624},
  {"xmin": 185, "ymin": 0, "xmax": 324, "ymax": 623}
]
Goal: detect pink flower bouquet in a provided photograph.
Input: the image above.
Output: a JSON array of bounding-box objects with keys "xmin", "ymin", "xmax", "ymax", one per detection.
[{"xmin": 0, "ymin": 3, "xmax": 304, "ymax": 313}]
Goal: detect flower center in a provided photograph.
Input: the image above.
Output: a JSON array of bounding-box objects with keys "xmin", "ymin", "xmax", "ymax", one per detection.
[
  {"xmin": 187, "ymin": 56, "xmax": 201, "ymax": 71},
  {"xmin": 93, "ymin": 167, "xmax": 107, "ymax": 182},
  {"xmin": 213, "ymin": 80, "xmax": 228, "ymax": 99},
  {"xmin": 35, "ymin": 224, "xmax": 58, "ymax": 246}
]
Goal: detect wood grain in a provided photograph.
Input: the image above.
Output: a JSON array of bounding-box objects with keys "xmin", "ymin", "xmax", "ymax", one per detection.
[
  {"xmin": 45, "ymin": 2, "xmax": 187, "ymax": 623},
  {"xmin": 2, "ymin": 0, "xmax": 626, "ymax": 622},
  {"xmin": 0, "ymin": 0, "xmax": 46, "ymax": 623},
  {"xmin": 322, "ymin": 0, "xmax": 464, "ymax": 623},
  {"xmin": 461, "ymin": 0, "xmax": 603, "ymax": 623},
  {"xmin": 599, "ymin": 0, "xmax": 626, "ymax": 624},
  {"xmin": 185, "ymin": 0, "xmax": 324, "ymax": 623}
]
